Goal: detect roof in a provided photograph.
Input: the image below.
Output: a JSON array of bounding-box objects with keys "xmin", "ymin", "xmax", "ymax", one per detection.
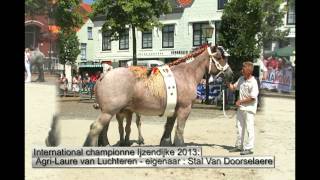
[{"xmin": 80, "ymin": 3, "xmax": 92, "ymax": 13}]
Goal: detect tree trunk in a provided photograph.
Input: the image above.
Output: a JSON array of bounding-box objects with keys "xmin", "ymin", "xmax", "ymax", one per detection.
[{"xmin": 132, "ymin": 25, "xmax": 137, "ymax": 66}]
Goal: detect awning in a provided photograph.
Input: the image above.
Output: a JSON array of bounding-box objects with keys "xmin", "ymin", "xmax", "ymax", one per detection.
[
  {"xmin": 272, "ymin": 46, "xmax": 295, "ymax": 57},
  {"xmin": 78, "ymin": 64, "xmax": 102, "ymax": 68}
]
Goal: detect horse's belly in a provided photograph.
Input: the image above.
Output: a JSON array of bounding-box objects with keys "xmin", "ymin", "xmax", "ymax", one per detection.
[{"xmin": 130, "ymin": 98, "xmax": 165, "ymax": 116}]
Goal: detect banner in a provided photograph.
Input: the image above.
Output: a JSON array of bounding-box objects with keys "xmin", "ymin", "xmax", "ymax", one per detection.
[
  {"xmin": 260, "ymin": 58, "xmax": 293, "ymax": 92},
  {"xmin": 32, "ymin": 147, "xmax": 275, "ymax": 168},
  {"xmin": 261, "ymin": 68, "xmax": 293, "ymax": 92}
]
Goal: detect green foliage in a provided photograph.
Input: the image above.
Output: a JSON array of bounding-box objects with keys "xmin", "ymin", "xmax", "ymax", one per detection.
[
  {"xmin": 53, "ymin": 0, "xmax": 83, "ymax": 32},
  {"xmin": 218, "ymin": 0, "xmax": 287, "ymax": 80},
  {"xmin": 25, "ymin": 0, "xmax": 47, "ymax": 16},
  {"xmin": 54, "ymin": 0, "xmax": 83, "ymax": 68},
  {"xmin": 58, "ymin": 30, "xmax": 81, "ymax": 65},
  {"xmin": 260, "ymin": 0, "xmax": 288, "ymax": 44},
  {"xmin": 91, "ymin": 0, "xmax": 171, "ymax": 40}
]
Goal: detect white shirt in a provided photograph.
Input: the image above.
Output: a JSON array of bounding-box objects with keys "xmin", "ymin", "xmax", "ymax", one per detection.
[{"xmin": 234, "ymin": 76, "xmax": 259, "ymax": 114}]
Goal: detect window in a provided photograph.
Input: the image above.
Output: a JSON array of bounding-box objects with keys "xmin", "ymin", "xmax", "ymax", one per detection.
[
  {"xmin": 193, "ymin": 23, "xmax": 213, "ymax": 47},
  {"xmin": 87, "ymin": 27, "xmax": 93, "ymax": 40},
  {"xmin": 80, "ymin": 43, "xmax": 86, "ymax": 60},
  {"xmin": 287, "ymin": 1, "xmax": 295, "ymax": 25},
  {"xmin": 218, "ymin": 0, "xmax": 228, "ymax": 10},
  {"xmin": 162, "ymin": 25, "xmax": 174, "ymax": 48},
  {"xmin": 263, "ymin": 41, "xmax": 272, "ymax": 51},
  {"xmin": 142, "ymin": 31, "xmax": 152, "ymax": 49},
  {"xmin": 119, "ymin": 29, "xmax": 129, "ymax": 50},
  {"xmin": 102, "ymin": 31, "xmax": 111, "ymax": 51}
]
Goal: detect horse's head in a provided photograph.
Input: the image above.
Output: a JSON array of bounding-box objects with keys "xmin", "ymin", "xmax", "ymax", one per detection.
[{"xmin": 207, "ymin": 45, "xmax": 233, "ymax": 82}]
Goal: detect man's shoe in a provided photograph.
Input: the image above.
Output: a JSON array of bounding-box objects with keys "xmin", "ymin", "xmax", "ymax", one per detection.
[
  {"xmin": 240, "ymin": 149, "xmax": 253, "ymax": 155},
  {"xmin": 229, "ymin": 147, "xmax": 241, "ymax": 152}
]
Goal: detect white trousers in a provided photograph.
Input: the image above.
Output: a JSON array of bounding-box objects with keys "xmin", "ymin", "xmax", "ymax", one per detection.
[
  {"xmin": 235, "ymin": 110, "xmax": 255, "ymax": 150},
  {"xmin": 25, "ymin": 62, "xmax": 31, "ymax": 82}
]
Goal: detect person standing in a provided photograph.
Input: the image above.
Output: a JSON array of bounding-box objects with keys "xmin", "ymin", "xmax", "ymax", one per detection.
[
  {"xmin": 25, "ymin": 48, "xmax": 31, "ymax": 82},
  {"xmin": 227, "ymin": 61, "xmax": 259, "ymax": 155}
]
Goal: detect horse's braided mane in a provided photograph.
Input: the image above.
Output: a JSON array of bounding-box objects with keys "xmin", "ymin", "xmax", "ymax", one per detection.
[{"xmin": 167, "ymin": 43, "xmax": 209, "ymax": 67}]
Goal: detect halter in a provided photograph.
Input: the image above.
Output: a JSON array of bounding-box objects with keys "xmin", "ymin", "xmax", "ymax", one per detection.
[{"xmin": 207, "ymin": 47, "xmax": 230, "ymax": 79}]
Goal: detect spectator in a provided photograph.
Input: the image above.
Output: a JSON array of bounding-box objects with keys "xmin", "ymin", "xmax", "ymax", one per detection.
[
  {"xmin": 25, "ymin": 48, "xmax": 31, "ymax": 83},
  {"xmin": 59, "ymin": 74, "xmax": 68, "ymax": 97},
  {"xmin": 72, "ymin": 75, "xmax": 80, "ymax": 97}
]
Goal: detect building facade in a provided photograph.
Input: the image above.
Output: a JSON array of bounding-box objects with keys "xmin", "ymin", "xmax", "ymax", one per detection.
[
  {"xmin": 77, "ymin": 0, "xmax": 228, "ymax": 68},
  {"xmin": 75, "ymin": 0, "xmax": 295, "ymax": 68}
]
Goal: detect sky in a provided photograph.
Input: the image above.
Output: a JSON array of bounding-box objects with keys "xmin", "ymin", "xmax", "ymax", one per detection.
[{"xmin": 83, "ymin": 0, "xmax": 94, "ymax": 4}]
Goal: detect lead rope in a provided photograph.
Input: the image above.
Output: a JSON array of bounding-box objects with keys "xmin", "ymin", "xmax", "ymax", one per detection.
[{"xmin": 222, "ymin": 89, "xmax": 236, "ymax": 119}]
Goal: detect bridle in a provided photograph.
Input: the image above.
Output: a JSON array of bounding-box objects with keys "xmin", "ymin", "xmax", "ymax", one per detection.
[{"xmin": 207, "ymin": 46, "xmax": 230, "ymax": 79}]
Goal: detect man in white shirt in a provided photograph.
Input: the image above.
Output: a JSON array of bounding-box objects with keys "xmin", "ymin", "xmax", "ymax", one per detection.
[
  {"xmin": 25, "ymin": 48, "xmax": 31, "ymax": 83},
  {"xmin": 227, "ymin": 61, "xmax": 259, "ymax": 155}
]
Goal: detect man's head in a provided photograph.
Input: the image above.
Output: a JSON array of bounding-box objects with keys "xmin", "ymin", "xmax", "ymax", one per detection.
[{"xmin": 241, "ymin": 61, "xmax": 254, "ymax": 79}]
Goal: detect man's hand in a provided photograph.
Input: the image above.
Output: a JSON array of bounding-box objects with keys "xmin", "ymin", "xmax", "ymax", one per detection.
[
  {"xmin": 226, "ymin": 82, "xmax": 232, "ymax": 89},
  {"xmin": 235, "ymin": 100, "xmax": 241, "ymax": 107}
]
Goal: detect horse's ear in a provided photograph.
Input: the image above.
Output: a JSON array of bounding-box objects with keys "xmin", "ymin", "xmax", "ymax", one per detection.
[{"xmin": 211, "ymin": 45, "xmax": 217, "ymax": 53}]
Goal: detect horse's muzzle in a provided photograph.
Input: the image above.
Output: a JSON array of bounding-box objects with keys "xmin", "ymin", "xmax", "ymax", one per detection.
[{"xmin": 224, "ymin": 66, "xmax": 234, "ymax": 83}]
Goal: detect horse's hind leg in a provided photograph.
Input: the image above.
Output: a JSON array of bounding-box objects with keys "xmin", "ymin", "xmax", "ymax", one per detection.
[
  {"xmin": 124, "ymin": 111, "xmax": 133, "ymax": 146},
  {"xmin": 136, "ymin": 114, "xmax": 144, "ymax": 145},
  {"xmin": 97, "ymin": 123, "xmax": 110, "ymax": 146},
  {"xmin": 116, "ymin": 112, "xmax": 125, "ymax": 146},
  {"xmin": 160, "ymin": 115, "xmax": 177, "ymax": 146},
  {"xmin": 84, "ymin": 113, "xmax": 113, "ymax": 146}
]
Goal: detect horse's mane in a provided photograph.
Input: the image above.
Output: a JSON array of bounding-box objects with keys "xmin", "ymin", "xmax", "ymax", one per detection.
[
  {"xmin": 167, "ymin": 44, "xmax": 209, "ymax": 67},
  {"xmin": 129, "ymin": 43, "xmax": 210, "ymax": 78}
]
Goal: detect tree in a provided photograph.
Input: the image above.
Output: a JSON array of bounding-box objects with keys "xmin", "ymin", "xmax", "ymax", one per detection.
[
  {"xmin": 58, "ymin": 30, "xmax": 81, "ymax": 68},
  {"xmin": 54, "ymin": 0, "xmax": 83, "ymax": 72},
  {"xmin": 90, "ymin": 0, "xmax": 172, "ymax": 65},
  {"xmin": 260, "ymin": 0, "xmax": 289, "ymax": 50},
  {"xmin": 25, "ymin": 0, "xmax": 47, "ymax": 17},
  {"xmin": 218, "ymin": 0, "xmax": 287, "ymax": 80},
  {"xmin": 54, "ymin": 0, "xmax": 83, "ymax": 32}
]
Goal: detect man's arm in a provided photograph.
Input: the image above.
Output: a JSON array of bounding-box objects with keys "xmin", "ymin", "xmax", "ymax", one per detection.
[{"xmin": 236, "ymin": 97, "xmax": 255, "ymax": 106}]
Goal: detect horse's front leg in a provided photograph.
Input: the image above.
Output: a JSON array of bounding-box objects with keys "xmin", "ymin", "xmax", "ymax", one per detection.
[
  {"xmin": 160, "ymin": 115, "xmax": 177, "ymax": 146},
  {"xmin": 83, "ymin": 113, "xmax": 113, "ymax": 146},
  {"xmin": 124, "ymin": 112, "xmax": 133, "ymax": 146},
  {"xmin": 136, "ymin": 114, "xmax": 144, "ymax": 145},
  {"xmin": 173, "ymin": 104, "xmax": 192, "ymax": 146}
]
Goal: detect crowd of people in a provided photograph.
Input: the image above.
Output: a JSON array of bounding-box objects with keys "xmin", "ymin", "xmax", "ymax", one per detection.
[{"xmin": 57, "ymin": 71, "xmax": 102, "ymax": 97}]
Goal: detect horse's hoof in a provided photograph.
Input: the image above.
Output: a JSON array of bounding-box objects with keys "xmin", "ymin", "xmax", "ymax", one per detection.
[
  {"xmin": 137, "ymin": 140, "xmax": 144, "ymax": 145},
  {"xmin": 124, "ymin": 141, "xmax": 132, "ymax": 146},
  {"xmin": 173, "ymin": 138, "xmax": 185, "ymax": 147},
  {"xmin": 137, "ymin": 137, "xmax": 144, "ymax": 145},
  {"xmin": 160, "ymin": 138, "xmax": 172, "ymax": 146}
]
